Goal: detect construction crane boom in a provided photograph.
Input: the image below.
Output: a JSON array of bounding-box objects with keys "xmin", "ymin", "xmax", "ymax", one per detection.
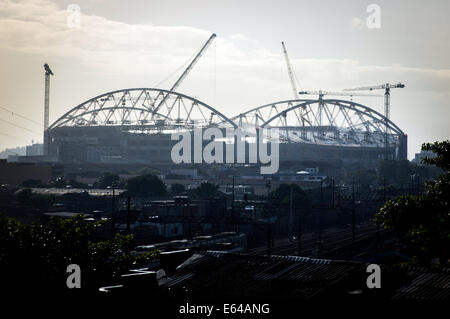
[
  {"xmin": 343, "ymin": 82, "xmax": 405, "ymax": 120},
  {"xmin": 154, "ymin": 33, "xmax": 216, "ymax": 113},
  {"xmin": 169, "ymin": 33, "xmax": 216, "ymax": 93},
  {"xmin": 344, "ymin": 82, "xmax": 405, "ymax": 93},
  {"xmin": 281, "ymin": 41, "xmax": 300, "ymax": 100},
  {"xmin": 299, "ymin": 90, "xmax": 382, "ymax": 99},
  {"xmin": 344, "ymin": 82, "xmax": 405, "ymax": 159}
]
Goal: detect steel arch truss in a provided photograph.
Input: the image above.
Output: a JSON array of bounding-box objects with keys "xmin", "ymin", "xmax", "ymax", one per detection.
[
  {"xmin": 227, "ymin": 99, "xmax": 311, "ymax": 128},
  {"xmin": 234, "ymin": 99, "xmax": 405, "ymax": 148},
  {"xmin": 49, "ymin": 88, "xmax": 237, "ymax": 131}
]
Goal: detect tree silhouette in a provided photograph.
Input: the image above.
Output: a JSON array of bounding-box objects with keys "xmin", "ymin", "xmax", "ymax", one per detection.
[
  {"xmin": 126, "ymin": 174, "xmax": 167, "ymax": 197},
  {"xmin": 374, "ymin": 140, "xmax": 450, "ymax": 266},
  {"xmin": 0, "ymin": 214, "xmax": 158, "ymax": 295}
]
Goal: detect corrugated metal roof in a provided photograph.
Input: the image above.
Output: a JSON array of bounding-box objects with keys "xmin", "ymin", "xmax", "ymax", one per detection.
[
  {"xmin": 392, "ymin": 268, "xmax": 450, "ymax": 301},
  {"xmin": 165, "ymin": 273, "xmax": 194, "ymax": 288},
  {"xmin": 162, "ymin": 250, "xmax": 360, "ymax": 297},
  {"xmin": 160, "ymin": 251, "xmax": 450, "ymax": 301},
  {"xmin": 254, "ymin": 259, "xmax": 356, "ymax": 282},
  {"xmin": 271, "ymin": 254, "xmax": 332, "ymax": 264}
]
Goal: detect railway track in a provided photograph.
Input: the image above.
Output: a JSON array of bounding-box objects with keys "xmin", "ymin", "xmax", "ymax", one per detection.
[{"xmin": 246, "ymin": 223, "xmax": 379, "ymax": 258}]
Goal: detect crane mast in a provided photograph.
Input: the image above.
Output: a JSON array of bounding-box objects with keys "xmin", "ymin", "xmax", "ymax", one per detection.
[
  {"xmin": 43, "ymin": 63, "xmax": 53, "ymax": 155},
  {"xmin": 154, "ymin": 33, "xmax": 216, "ymax": 114},
  {"xmin": 344, "ymin": 82, "xmax": 405, "ymax": 159},
  {"xmin": 281, "ymin": 42, "xmax": 300, "ymax": 100}
]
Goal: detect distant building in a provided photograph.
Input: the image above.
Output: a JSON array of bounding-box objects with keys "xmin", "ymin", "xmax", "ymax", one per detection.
[
  {"xmin": 0, "ymin": 159, "xmax": 52, "ymax": 185},
  {"xmin": 170, "ymin": 168, "xmax": 198, "ymax": 179},
  {"xmin": 0, "ymin": 146, "xmax": 26, "ymax": 159},
  {"xmin": 26, "ymin": 143, "xmax": 43, "ymax": 156},
  {"xmin": 411, "ymin": 150, "xmax": 436, "ymax": 166}
]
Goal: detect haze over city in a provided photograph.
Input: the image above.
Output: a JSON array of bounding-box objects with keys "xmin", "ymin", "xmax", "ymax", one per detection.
[{"xmin": 0, "ymin": 0, "xmax": 449, "ymax": 159}]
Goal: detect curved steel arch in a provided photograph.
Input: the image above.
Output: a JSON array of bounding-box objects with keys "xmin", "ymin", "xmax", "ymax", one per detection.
[
  {"xmin": 226, "ymin": 99, "xmax": 311, "ymax": 127},
  {"xmin": 261, "ymin": 99, "xmax": 404, "ymax": 135},
  {"xmin": 232, "ymin": 99, "xmax": 310, "ymax": 120},
  {"xmin": 51, "ymin": 106, "xmax": 172, "ymax": 128},
  {"xmin": 229, "ymin": 98, "xmax": 405, "ymax": 149},
  {"xmin": 50, "ymin": 88, "xmax": 237, "ymax": 129}
]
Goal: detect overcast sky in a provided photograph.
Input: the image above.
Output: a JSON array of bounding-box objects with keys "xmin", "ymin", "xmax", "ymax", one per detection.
[{"xmin": 0, "ymin": 0, "xmax": 449, "ymax": 159}]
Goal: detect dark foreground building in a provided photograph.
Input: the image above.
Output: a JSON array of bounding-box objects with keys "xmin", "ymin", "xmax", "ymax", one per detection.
[{"xmin": 95, "ymin": 250, "xmax": 449, "ymax": 311}]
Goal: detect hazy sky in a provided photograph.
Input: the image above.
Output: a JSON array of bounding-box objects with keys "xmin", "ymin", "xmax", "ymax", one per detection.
[{"xmin": 0, "ymin": 0, "xmax": 449, "ymax": 159}]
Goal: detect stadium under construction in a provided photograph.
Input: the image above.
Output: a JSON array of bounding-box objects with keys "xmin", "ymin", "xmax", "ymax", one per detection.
[
  {"xmin": 46, "ymin": 87, "xmax": 407, "ymax": 168},
  {"xmin": 43, "ymin": 34, "xmax": 407, "ymax": 171}
]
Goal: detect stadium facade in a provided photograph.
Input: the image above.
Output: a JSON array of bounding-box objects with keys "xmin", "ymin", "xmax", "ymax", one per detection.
[{"xmin": 46, "ymin": 88, "xmax": 407, "ymax": 169}]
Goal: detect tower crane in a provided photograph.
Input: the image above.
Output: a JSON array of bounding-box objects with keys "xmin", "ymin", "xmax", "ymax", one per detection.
[
  {"xmin": 343, "ymin": 82, "xmax": 405, "ymax": 159},
  {"xmin": 43, "ymin": 63, "xmax": 53, "ymax": 155},
  {"xmin": 281, "ymin": 41, "xmax": 311, "ymax": 135},
  {"xmin": 153, "ymin": 33, "xmax": 216, "ymax": 114},
  {"xmin": 343, "ymin": 82, "xmax": 405, "ymax": 121},
  {"xmin": 281, "ymin": 41, "xmax": 300, "ymax": 100}
]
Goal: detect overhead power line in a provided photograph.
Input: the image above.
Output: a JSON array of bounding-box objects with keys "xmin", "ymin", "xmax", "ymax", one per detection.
[
  {"xmin": 0, "ymin": 131, "xmax": 30, "ymax": 144},
  {"xmin": 0, "ymin": 106, "xmax": 43, "ymax": 127},
  {"xmin": 0, "ymin": 118, "xmax": 42, "ymax": 135}
]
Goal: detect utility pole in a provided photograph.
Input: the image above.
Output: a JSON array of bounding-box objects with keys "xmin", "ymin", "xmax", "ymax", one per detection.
[
  {"xmin": 266, "ymin": 178, "xmax": 272, "ymax": 258},
  {"xmin": 110, "ymin": 184, "xmax": 116, "ymax": 237},
  {"xmin": 289, "ymin": 184, "xmax": 293, "ymax": 238},
  {"xmin": 297, "ymin": 209, "xmax": 302, "ymax": 255},
  {"xmin": 417, "ymin": 175, "xmax": 420, "ymax": 196},
  {"xmin": 320, "ymin": 179, "xmax": 324, "ymax": 203},
  {"xmin": 267, "ymin": 222, "xmax": 272, "ymax": 259},
  {"xmin": 126, "ymin": 196, "xmax": 131, "ymax": 234},
  {"xmin": 43, "ymin": 63, "xmax": 53, "ymax": 155},
  {"xmin": 232, "ymin": 176, "xmax": 235, "ymax": 211},
  {"xmin": 352, "ymin": 178, "xmax": 356, "ymax": 243},
  {"xmin": 231, "ymin": 175, "xmax": 239, "ymax": 232},
  {"xmin": 331, "ymin": 178, "xmax": 335, "ymax": 209}
]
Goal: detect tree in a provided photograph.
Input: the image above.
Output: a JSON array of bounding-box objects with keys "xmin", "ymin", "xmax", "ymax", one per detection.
[
  {"xmin": 0, "ymin": 214, "xmax": 158, "ymax": 295},
  {"xmin": 269, "ymin": 183, "xmax": 309, "ymax": 209},
  {"xmin": 377, "ymin": 158, "xmax": 442, "ymax": 188},
  {"xmin": 21, "ymin": 179, "xmax": 45, "ymax": 188},
  {"xmin": 52, "ymin": 176, "xmax": 67, "ymax": 188},
  {"xmin": 171, "ymin": 183, "xmax": 185, "ymax": 195},
  {"xmin": 49, "ymin": 177, "xmax": 88, "ymax": 188},
  {"xmin": 17, "ymin": 188, "xmax": 53, "ymax": 209},
  {"xmin": 378, "ymin": 160, "xmax": 413, "ymax": 185},
  {"xmin": 126, "ymin": 174, "xmax": 167, "ymax": 197},
  {"xmin": 98, "ymin": 172, "xmax": 120, "ymax": 188},
  {"xmin": 374, "ymin": 140, "xmax": 450, "ymax": 266},
  {"xmin": 190, "ymin": 182, "xmax": 222, "ymax": 199},
  {"xmin": 421, "ymin": 140, "xmax": 450, "ymax": 171}
]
